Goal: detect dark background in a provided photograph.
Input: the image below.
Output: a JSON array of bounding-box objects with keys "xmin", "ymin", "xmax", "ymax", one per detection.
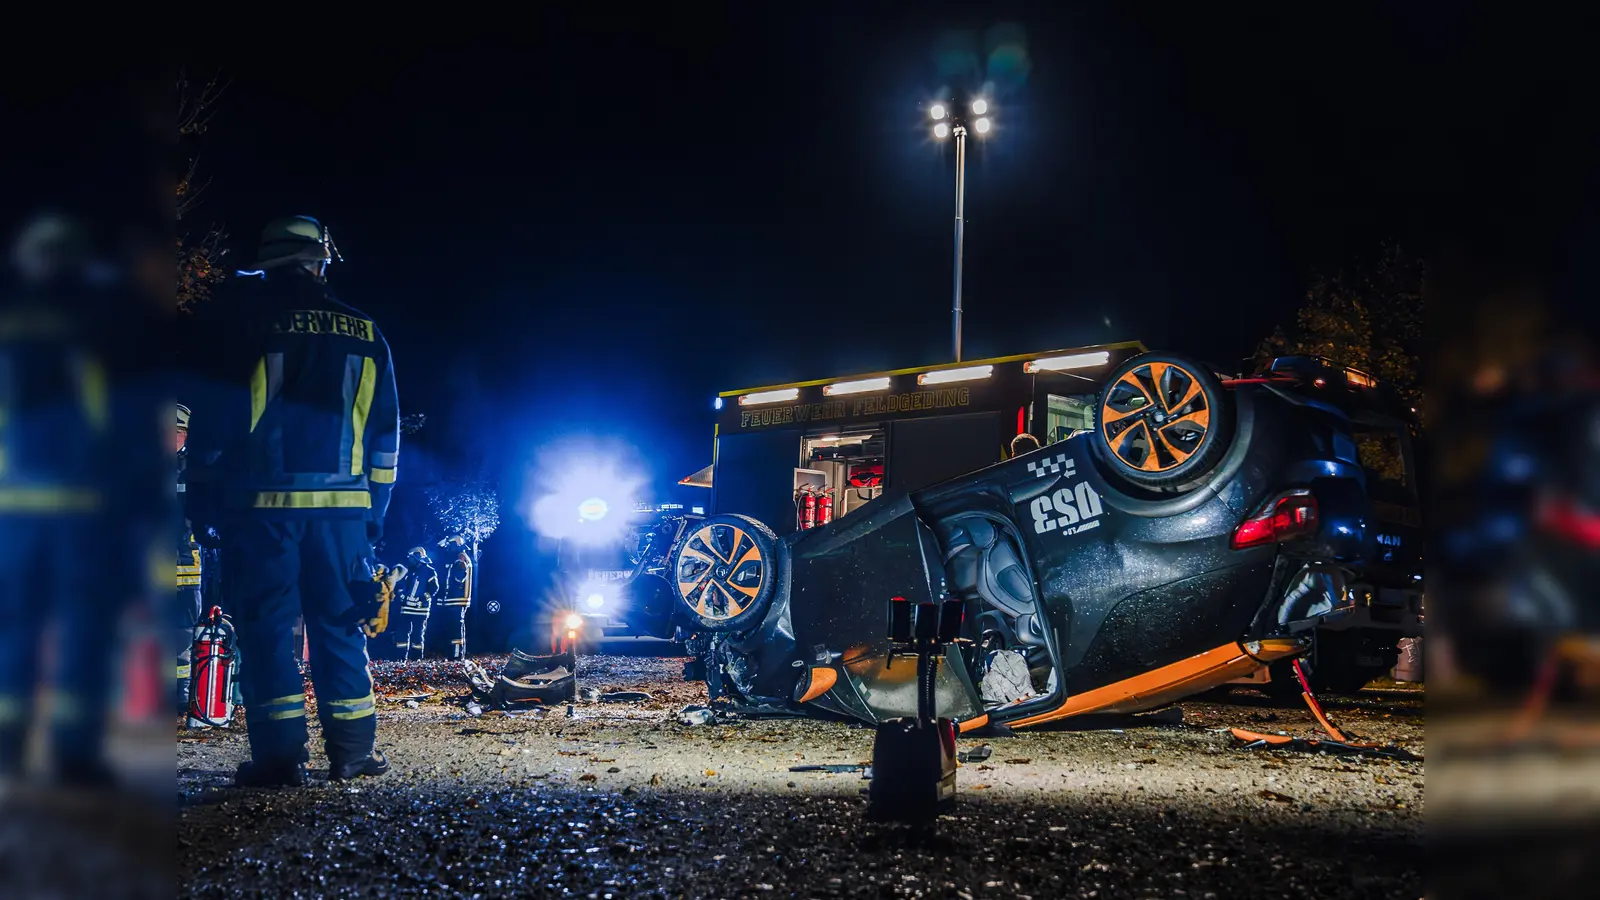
[
  {"xmin": 190, "ymin": 8, "xmax": 1593, "ymax": 647},
  {"xmin": 7, "ymin": 7, "xmax": 1589, "ymax": 649}
]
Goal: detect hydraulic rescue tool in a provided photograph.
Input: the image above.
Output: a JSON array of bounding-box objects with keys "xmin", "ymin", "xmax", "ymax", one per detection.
[{"xmin": 867, "ymin": 594, "xmax": 965, "ymax": 824}]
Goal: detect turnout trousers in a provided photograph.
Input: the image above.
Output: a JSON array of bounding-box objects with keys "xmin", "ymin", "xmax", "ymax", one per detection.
[
  {"xmin": 173, "ymin": 585, "xmax": 201, "ymax": 711},
  {"xmin": 394, "ymin": 608, "xmax": 429, "ymax": 661},
  {"xmin": 0, "ymin": 515, "xmax": 116, "ymax": 776},
  {"xmin": 175, "ymin": 546, "xmax": 202, "ymax": 711},
  {"xmin": 224, "ymin": 517, "xmax": 377, "ymax": 767}
]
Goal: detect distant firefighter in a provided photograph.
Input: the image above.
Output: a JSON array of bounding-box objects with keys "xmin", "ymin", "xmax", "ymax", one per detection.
[
  {"xmin": 434, "ymin": 535, "xmax": 474, "ymax": 659},
  {"xmin": 393, "ymin": 547, "xmax": 440, "ymax": 660}
]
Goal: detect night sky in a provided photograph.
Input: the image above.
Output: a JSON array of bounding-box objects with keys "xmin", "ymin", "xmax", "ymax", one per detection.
[{"xmin": 165, "ymin": 9, "xmax": 1591, "ymax": 609}]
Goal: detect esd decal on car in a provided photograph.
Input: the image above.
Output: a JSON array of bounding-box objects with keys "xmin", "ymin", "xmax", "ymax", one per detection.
[{"xmin": 1025, "ymin": 457, "xmax": 1106, "ymax": 536}]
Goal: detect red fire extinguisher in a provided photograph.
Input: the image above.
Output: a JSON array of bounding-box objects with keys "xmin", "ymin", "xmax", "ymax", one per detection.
[
  {"xmin": 798, "ymin": 487, "xmax": 818, "ymax": 530},
  {"xmin": 817, "ymin": 488, "xmax": 834, "ymax": 526},
  {"xmin": 188, "ymin": 606, "xmax": 238, "ymax": 728}
]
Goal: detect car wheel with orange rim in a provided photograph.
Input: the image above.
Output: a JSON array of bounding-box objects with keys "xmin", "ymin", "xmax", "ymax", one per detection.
[
  {"xmin": 1092, "ymin": 352, "xmax": 1233, "ymax": 491},
  {"xmin": 668, "ymin": 513, "xmax": 781, "ymax": 632}
]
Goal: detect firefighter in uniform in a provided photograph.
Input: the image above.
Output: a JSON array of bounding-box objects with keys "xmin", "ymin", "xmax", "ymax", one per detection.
[
  {"xmin": 393, "ymin": 547, "xmax": 440, "ymax": 660},
  {"xmin": 186, "ymin": 216, "xmax": 400, "ymax": 786},
  {"xmin": 175, "ymin": 404, "xmax": 203, "ymax": 715},
  {"xmin": 434, "ymin": 535, "xmax": 473, "ymax": 659},
  {"xmin": 0, "ymin": 213, "xmax": 120, "ymax": 785}
]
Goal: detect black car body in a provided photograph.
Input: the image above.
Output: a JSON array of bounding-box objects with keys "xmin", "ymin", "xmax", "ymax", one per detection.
[
  {"xmin": 1253, "ymin": 357, "xmax": 1424, "ymax": 694},
  {"xmin": 664, "ymin": 350, "xmax": 1386, "ymax": 730}
]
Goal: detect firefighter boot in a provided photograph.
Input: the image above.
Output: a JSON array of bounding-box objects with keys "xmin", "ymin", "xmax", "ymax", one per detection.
[
  {"xmin": 329, "ymin": 749, "xmax": 389, "ymax": 781},
  {"xmin": 235, "ymin": 758, "xmax": 308, "ymax": 788}
]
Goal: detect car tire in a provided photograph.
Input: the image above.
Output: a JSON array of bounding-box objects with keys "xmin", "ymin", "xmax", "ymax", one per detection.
[
  {"xmin": 1091, "ymin": 351, "xmax": 1234, "ymax": 492},
  {"xmin": 667, "ymin": 513, "xmax": 781, "ymax": 633}
]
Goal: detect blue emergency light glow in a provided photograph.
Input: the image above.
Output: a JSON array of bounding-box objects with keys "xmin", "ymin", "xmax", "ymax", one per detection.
[
  {"xmin": 526, "ymin": 442, "xmax": 646, "ymax": 546},
  {"xmin": 714, "ymin": 397, "xmax": 723, "ymax": 410}
]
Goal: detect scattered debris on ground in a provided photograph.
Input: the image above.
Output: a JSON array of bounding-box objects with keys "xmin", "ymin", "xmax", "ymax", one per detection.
[{"xmin": 180, "ymin": 651, "xmax": 1426, "ymax": 898}]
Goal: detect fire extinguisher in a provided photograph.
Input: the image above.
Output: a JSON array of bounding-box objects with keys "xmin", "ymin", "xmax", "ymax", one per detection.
[
  {"xmin": 817, "ymin": 488, "xmax": 834, "ymax": 526},
  {"xmin": 798, "ymin": 487, "xmax": 818, "ymax": 530},
  {"xmin": 188, "ymin": 606, "xmax": 238, "ymax": 728}
]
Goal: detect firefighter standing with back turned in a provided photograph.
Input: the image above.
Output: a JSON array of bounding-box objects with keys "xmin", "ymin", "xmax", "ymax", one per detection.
[
  {"xmin": 186, "ymin": 216, "xmax": 401, "ymax": 786},
  {"xmin": 394, "ymin": 546, "xmax": 440, "ymax": 660},
  {"xmin": 435, "ymin": 534, "xmax": 473, "ymax": 659}
]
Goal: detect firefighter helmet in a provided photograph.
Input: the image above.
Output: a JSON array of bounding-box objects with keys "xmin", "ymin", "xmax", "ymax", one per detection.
[
  {"xmin": 407, "ymin": 546, "xmax": 430, "ymax": 562},
  {"xmin": 254, "ymin": 215, "xmax": 341, "ymax": 271},
  {"xmin": 177, "ymin": 403, "xmax": 191, "ymax": 431}
]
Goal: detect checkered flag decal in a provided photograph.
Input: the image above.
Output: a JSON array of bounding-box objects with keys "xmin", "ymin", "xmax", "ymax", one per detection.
[{"xmin": 1025, "ymin": 452, "xmax": 1072, "ymax": 479}]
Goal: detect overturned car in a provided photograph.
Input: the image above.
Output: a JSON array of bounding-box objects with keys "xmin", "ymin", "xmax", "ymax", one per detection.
[{"xmin": 651, "ymin": 348, "xmax": 1395, "ymax": 732}]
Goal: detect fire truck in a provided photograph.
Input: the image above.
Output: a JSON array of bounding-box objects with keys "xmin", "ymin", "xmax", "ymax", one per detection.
[{"xmin": 674, "ymin": 343, "xmax": 1423, "ymax": 696}]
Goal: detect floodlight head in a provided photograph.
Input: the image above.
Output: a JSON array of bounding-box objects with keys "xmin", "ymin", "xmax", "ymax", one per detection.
[
  {"xmin": 930, "ymin": 104, "xmax": 946, "ymax": 120},
  {"xmin": 933, "ymin": 122, "xmax": 950, "ymax": 139},
  {"xmin": 974, "ymin": 117, "xmax": 991, "ymax": 134},
  {"xmin": 971, "ymin": 99, "xmax": 988, "ymax": 115}
]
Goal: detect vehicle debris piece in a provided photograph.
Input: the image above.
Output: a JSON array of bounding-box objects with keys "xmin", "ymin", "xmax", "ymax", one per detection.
[
  {"xmin": 1228, "ymin": 728, "xmax": 1422, "ymax": 762},
  {"xmin": 789, "ymin": 764, "xmax": 869, "ymax": 774},
  {"xmin": 956, "ymin": 746, "xmax": 992, "ymax": 764},
  {"xmin": 676, "ymin": 705, "xmax": 718, "ymax": 726},
  {"xmin": 464, "ymin": 649, "xmax": 578, "ymax": 710},
  {"xmin": 599, "ymin": 691, "xmax": 653, "ymax": 703},
  {"xmin": 385, "ymin": 692, "xmax": 432, "ymax": 704}
]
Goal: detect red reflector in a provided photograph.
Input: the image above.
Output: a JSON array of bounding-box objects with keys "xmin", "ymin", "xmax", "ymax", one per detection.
[{"xmin": 1232, "ymin": 491, "xmax": 1318, "ymax": 549}]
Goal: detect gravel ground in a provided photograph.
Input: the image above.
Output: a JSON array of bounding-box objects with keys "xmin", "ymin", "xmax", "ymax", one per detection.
[{"xmin": 178, "ymin": 652, "xmax": 1425, "ymax": 898}]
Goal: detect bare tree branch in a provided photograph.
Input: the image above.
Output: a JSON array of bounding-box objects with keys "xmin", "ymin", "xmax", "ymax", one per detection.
[
  {"xmin": 177, "ymin": 69, "xmax": 229, "ymax": 138},
  {"xmin": 177, "ymin": 67, "xmax": 230, "ymax": 312}
]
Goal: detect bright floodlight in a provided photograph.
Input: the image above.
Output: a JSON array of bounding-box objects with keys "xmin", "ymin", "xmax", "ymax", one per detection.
[
  {"xmin": 930, "ymin": 104, "xmax": 946, "ymax": 120},
  {"xmin": 971, "ymin": 99, "xmax": 989, "ymax": 115},
  {"xmin": 584, "ymin": 592, "xmax": 605, "ymax": 610},
  {"xmin": 933, "ymin": 122, "xmax": 950, "ymax": 139},
  {"xmin": 564, "ymin": 612, "xmax": 585, "ymax": 630},
  {"xmin": 975, "ymin": 117, "xmax": 992, "ymax": 134}
]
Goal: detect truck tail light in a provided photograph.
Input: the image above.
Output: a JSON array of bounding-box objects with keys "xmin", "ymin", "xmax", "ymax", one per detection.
[{"xmin": 1231, "ymin": 489, "xmax": 1318, "ymax": 549}]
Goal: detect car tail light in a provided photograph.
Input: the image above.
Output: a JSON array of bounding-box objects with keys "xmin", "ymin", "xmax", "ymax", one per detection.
[{"xmin": 1231, "ymin": 490, "xmax": 1319, "ymax": 549}]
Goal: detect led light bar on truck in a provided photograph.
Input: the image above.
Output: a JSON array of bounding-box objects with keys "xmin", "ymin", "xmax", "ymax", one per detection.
[
  {"xmin": 1022, "ymin": 351, "xmax": 1110, "ymax": 373},
  {"xmin": 738, "ymin": 388, "xmax": 800, "ymax": 406},
  {"xmin": 822, "ymin": 377, "xmax": 892, "ymax": 396},
  {"xmin": 917, "ymin": 365, "xmax": 993, "ymax": 386}
]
